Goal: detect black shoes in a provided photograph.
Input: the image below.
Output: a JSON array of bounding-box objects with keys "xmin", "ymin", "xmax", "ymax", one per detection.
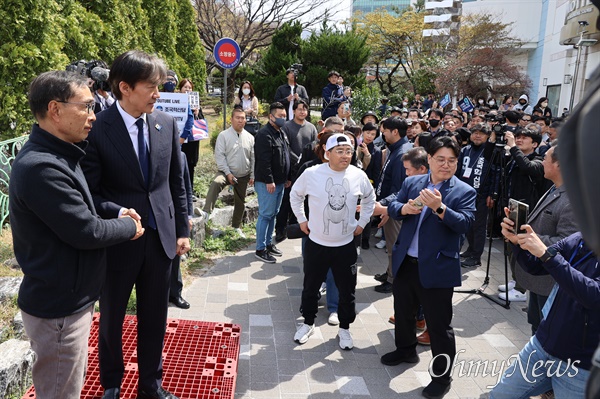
[
  {"xmin": 137, "ymin": 386, "xmax": 179, "ymax": 399},
  {"xmin": 374, "ymin": 281, "xmax": 393, "ymax": 293},
  {"xmin": 422, "ymin": 380, "xmax": 451, "ymax": 399},
  {"xmin": 380, "ymin": 350, "xmax": 419, "ymax": 366},
  {"xmin": 267, "ymin": 243, "xmax": 283, "ymax": 257},
  {"xmin": 169, "ymin": 296, "xmax": 190, "ymax": 309},
  {"xmin": 461, "ymin": 257, "xmax": 481, "ymax": 268},
  {"xmin": 361, "ymin": 240, "xmax": 370, "ymax": 250},
  {"xmin": 102, "ymin": 387, "xmax": 120, "ymax": 399},
  {"xmin": 255, "ymin": 249, "xmax": 276, "ymax": 263},
  {"xmin": 374, "ymin": 273, "xmax": 388, "ymax": 283}
]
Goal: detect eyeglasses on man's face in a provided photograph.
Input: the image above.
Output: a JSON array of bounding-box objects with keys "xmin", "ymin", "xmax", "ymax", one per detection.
[
  {"xmin": 57, "ymin": 101, "xmax": 95, "ymax": 114},
  {"xmin": 432, "ymin": 156, "xmax": 458, "ymax": 166},
  {"xmin": 332, "ymin": 149, "xmax": 354, "ymax": 156}
]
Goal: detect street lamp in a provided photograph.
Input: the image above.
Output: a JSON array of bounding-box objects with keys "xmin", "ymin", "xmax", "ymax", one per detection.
[{"xmin": 569, "ymin": 21, "xmax": 598, "ymax": 112}]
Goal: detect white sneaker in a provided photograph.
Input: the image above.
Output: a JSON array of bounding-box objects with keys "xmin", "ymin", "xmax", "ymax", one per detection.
[
  {"xmin": 375, "ymin": 240, "xmax": 386, "ymax": 249},
  {"xmin": 499, "ymin": 289, "xmax": 527, "ymax": 302},
  {"xmin": 374, "ymin": 228, "xmax": 383, "ymax": 238},
  {"xmin": 338, "ymin": 328, "xmax": 353, "ymax": 350},
  {"xmin": 328, "ymin": 312, "xmax": 340, "ymax": 326},
  {"xmin": 294, "ymin": 323, "xmax": 314, "ymax": 344},
  {"xmin": 234, "ymin": 228, "xmax": 246, "ymax": 238},
  {"xmin": 498, "ymin": 280, "xmax": 516, "ymax": 292}
]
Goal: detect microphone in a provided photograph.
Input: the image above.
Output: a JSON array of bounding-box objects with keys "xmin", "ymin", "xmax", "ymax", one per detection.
[{"xmin": 91, "ymin": 66, "xmax": 110, "ymax": 82}]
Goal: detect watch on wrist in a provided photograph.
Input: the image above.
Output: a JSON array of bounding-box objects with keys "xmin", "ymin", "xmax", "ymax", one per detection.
[
  {"xmin": 435, "ymin": 204, "xmax": 445, "ymax": 215},
  {"xmin": 539, "ymin": 246, "xmax": 558, "ymax": 263}
]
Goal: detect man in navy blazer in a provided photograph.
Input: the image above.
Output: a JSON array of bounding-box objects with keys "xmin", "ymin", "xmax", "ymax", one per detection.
[
  {"xmin": 82, "ymin": 50, "xmax": 190, "ymax": 399},
  {"xmin": 380, "ymin": 136, "xmax": 476, "ymax": 399}
]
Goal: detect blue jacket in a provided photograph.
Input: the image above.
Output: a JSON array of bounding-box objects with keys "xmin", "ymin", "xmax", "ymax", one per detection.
[
  {"xmin": 377, "ymin": 137, "xmax": 410, "ymax": 203},
  {"xmin": 388, "ymin": 174, "xmax": 476, "ymax": 288},
  {"xmin": 321, "ymin": 83, "xmax": 346, "ymax": 119},
  {"xmin": 514, "ymin": 232, "xmax": 600, "ymax": 370}
]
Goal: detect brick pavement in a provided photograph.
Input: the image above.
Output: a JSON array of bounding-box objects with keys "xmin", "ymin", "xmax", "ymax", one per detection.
[{"xmin": 168, "ymin": 234, "xmax": 529, "ymax": 399}]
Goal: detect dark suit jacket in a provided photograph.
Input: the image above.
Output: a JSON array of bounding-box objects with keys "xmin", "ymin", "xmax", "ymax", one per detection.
[
  {"xmin": 515, "ymin": 185, "xmax": 578, "ymax": 295},
  {"xmin": 388, "ymin": 174, "xmax": 476, "ymax": 288},
  {"xmin": 82, "ymin": 104, "xmax": 189, "ymax": 261}
]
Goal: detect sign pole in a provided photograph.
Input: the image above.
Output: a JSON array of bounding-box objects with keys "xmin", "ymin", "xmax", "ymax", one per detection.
[{"xmin": 223, "ymin": 69, "xmax": 227, "ymax": 129}]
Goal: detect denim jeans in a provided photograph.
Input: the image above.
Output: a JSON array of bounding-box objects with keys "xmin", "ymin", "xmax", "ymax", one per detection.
[
  {"xmin": 490, "ymin": 335, "xmax": 590, "ymax": 399},
  {"xmin": 255, "ymin": 181, "xmax": 285, "ymax": 251}
]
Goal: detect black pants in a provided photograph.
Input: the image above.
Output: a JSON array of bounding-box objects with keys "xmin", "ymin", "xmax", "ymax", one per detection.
[
  {"xmin": 301, "ymin": 238, "xmax": 357, "ymax": 329},
  {"xmin": 275, "ymin": 186, "xmax": 297, "ymax": 235},
  {"xmin": 465, "ymin": 196, "xmax": 489, "ymax": 260},
  {"xmin": 181, "ymin": 141, "xmax": 199, "ymax": 190},
  {"xmin": 393, "ymin": 256, "xmax": 455, "ymax": 384},
  {"xmin": 169, "ymin": 255, "xmax": 183, "ymax": 299}
]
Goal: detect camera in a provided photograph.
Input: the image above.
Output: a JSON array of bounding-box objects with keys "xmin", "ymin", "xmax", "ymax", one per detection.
[
  {"xmin": 289, "ymin": 63, "xmax": 303, "ymax": 75},
  {"xmin": 492, "ymin": 123, "xmax": 508, "ymax": 146},
  {"xmin": 66, "ymin": 59, "xmax": 111, "ymax": 92}
]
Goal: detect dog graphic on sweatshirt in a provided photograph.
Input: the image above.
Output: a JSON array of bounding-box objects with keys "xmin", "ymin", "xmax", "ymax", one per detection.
[{"xmin": 323, "ymin": 177, "xmax": 350, "ymax": 235}]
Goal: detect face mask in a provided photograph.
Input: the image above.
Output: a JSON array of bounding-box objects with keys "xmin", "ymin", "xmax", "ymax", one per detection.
[
  {"xmin": 429, "ymin": 119, "xmax": 440, "ymax": 128},
  {"xmin": 163, "ymin": 81, "xmax": 176, "ymax": 92},
  {"xmin": 541, "ymin": 102, "xmax": 548, "ymax": 108},
  {"xmin": 488, "ymin": 100, "xmax": 495, "ymax": 106},
  {"xmin": 478, "ymin": 99, "xmax": 484, "ymax": 105},
  {"xmin": 273, "ymin": 117, "xmax": 286, "ymax": 127},
  {"xmin": 402, "ymin": 101, "xmax": 408, "ymax": 106},
  {"xmin": 242, "ymin": 88, "xmax": 251, "ymax": 95},
  {"xmin": 519, "ymin": 100, "xmax": 526, "ymax": 105}
]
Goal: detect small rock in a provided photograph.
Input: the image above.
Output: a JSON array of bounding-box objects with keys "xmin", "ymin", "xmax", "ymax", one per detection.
[
  {"xmin": 0, "ymin": 278, "xmax": 21, "ymax": 301},
  {"xmin": 0, "ymin": 339, "xmax": 34, "ymax": 398}
]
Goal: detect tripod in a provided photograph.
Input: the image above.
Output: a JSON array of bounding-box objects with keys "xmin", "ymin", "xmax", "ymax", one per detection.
[{"xmin": 455, "ymin": 140, "xmax": 512, "ymax": 309}]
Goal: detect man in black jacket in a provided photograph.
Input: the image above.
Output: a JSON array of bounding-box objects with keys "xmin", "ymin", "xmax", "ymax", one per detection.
[
  {"xmin": 254, "ymin": 102, "xmax": 291, "ymax": 262},
  {"xmin": 274, "ymin": 68, "xmax": 309, "ymax": 121},
  {"xmin": 10, "ymin": 71, "xmax": 143, "ymax": 399}
]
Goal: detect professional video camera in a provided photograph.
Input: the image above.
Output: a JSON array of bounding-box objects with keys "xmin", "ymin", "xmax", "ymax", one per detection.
[
  {"xmin": 289, "ymin": 63, "xmax": 303, "ymax": 76},
  {"xmin": 66, "ymin": 59, "xmax": 111, "ymax": 92},
  {"xmin": 487, "ymin": 113, "xmax": 507, "ymax": 146}
]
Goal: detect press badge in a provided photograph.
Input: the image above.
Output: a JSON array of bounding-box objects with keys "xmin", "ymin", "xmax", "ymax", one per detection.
[{"xmin": 463, "ymin": 167, "xmax": 472, "ymax": 179}]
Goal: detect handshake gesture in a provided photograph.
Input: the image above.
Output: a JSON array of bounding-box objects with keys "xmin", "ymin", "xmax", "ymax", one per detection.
[{"xmin": 120, "ymin": 208, "xmax": 145, "ymax": 240}]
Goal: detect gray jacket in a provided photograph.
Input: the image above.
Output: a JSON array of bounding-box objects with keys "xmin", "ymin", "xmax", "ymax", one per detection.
[{"xmin": 515, "ymin": 184, "xmax": 578, "ymax": 295}]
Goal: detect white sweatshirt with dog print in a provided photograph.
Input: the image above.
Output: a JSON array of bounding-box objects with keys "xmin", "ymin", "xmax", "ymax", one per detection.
[{"xmin": 290, "ymin": 163, "xmax": 375, "ymax": 247}]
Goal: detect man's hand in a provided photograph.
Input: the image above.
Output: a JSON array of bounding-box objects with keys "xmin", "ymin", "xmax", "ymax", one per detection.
[
  {"xmin": 97, "ymin": 88, "xmax": 109, "ymax": 98},
  {"xmin": 373, "ymin": 202, "xmax": 387, "ymax": 217},
  {"xmin": 226, "ymin": 173, "xmax": 236, "ymax": 185},
  {"xmin": 419, "ymin": 188, "xmax": 442, "ymax": 210},
  {"xmin": 121, "ymin": 208, "xmax": 141, "ymax": 221},
  {"xmin": 287, "ymin": 94, "xmax": 293, "ymax": 101},
  {"xmin": 401, "ymin": 200, "xmax": 423, "ymax": 215},
  {"xmin": 516, "ymin": 225, "xmax": 547, "ymax": 258},
  {"xmin": 176, "ymin": 237, "xmax": 191, "ymax": 256},
  {"xmin": 505, "ymin": 131, "xmax": 516, "ymax": 148},
  {"xmin": 284, "ymin": 180, "xmax": 291, "ymax": 188},
  {"xmin": 353, "ymin": 226, "xmax": 364, "ymax": 236},
  {"xmin": 294, "ymin": 93, "xmax": 299, "ymax": 100},
  {"xmin": 130, "ymin": 218, "xmax": 145, "ymax": 240},
  {"xmin": 378, "ymin": 214, "xmax": 389, "ymax": 228},
  {"xmin": 267, "ymin": 182, "xmax": 276, "ymax": 193},
  {"xmin": 299, "ymin": 221, "xmax": 310, "ymax": 235},
  {"xmin": 249, "ymin": 178, "xmax": 255, "ymax": 186}
]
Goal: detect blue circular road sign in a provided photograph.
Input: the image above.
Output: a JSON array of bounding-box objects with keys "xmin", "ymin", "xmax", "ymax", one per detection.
[{"xmin": 213, "ymin": 38, "xmax": 241, "ymax": 69}]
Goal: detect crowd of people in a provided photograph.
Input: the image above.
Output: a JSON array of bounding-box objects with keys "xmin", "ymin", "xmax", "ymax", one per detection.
[{"xmin": 10, "ymin": 45, "xmax": 600, "ymax": 399}]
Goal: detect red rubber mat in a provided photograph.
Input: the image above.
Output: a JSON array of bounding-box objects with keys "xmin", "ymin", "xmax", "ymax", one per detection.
[{"xmin": 22, "ymin": 314, "xmax": 241, "ymax": 399}]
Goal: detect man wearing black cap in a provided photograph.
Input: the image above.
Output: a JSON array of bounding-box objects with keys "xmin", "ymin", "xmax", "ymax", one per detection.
[
  {"xmin": 274, "ymin": 68, "xmax": 309, "ymax": 121},
  {"xmin": 360, "ymin": 110, "xmax": 379, "ymax": 126}
]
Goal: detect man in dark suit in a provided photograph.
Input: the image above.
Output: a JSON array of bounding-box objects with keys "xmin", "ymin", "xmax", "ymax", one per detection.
[
  {"xmin": 380, "ymin": 136, "xmax": 476, "ymax": 399},
  {"xmin": 82, "ymin": 50, "xmax": 190, "ymax": 399}
]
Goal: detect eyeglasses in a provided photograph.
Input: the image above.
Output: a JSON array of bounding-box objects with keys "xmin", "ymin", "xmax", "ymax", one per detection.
[
  {"xmin": 432, "ymin": 157, "xmax": 458, "ymax": 166},
  {"xmin": 333, "ymin": 149, "xmax": 354, "ymax": 156},
  {"xmin": 57, "ymin": 101, "xmax": 95, "ymax": 114},
  {"xmin": 521, "ymin": 118, "xmax": 531, "ymax": 122}
]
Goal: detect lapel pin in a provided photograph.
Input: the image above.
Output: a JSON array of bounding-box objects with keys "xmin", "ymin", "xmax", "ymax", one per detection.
[{"xmin": 155, "ymin": 124, "xmax": 162, "ymax": 131}]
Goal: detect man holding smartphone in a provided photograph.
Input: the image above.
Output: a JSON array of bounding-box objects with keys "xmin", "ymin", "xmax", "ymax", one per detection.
[{"xmin": 202, "ymin": 106, "xmax": 255, "ymax": 236}]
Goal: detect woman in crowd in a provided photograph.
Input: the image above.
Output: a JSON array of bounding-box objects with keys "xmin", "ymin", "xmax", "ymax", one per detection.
[
  {"xmin": 178, "ymin": 78, "xmax": 201, "ymax": 189},
  {"xmin": 500, "ymin": 95, "xmax": 514, "ymax": 111},
  {"xmin": 234, "ymin": 80, "xmax": 259, "ymax": 118},
  {"xmin": 534, "ymin": 97, "xmax": 552, "ymax": 118}
]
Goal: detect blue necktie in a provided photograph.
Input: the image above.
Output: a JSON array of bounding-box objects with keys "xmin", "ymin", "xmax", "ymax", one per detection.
[{"xmin": 136, "ymin": 119, "xmax": 156, "ymax": 229}]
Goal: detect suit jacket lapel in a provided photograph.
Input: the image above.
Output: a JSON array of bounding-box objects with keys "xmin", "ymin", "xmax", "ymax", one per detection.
[
  {"xmin": 146, "ymin": 113, "xmax": 164, "ymax": 188},
  {"xmin": 104, "ymin": 106, "xmax": 146, "ymax": 187}
]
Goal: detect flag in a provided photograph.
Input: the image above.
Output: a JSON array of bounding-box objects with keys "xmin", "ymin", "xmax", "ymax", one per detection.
[
  {"xmin": 192, "ymin": 119, "xmax": 209, "ymax": 140},
  {"xmin": 439, "ymin": 93, "xmax": 451, "ymax": 108},
  {"xmin": 458, "ymin": 97, "xmax": 474, "ymax": 113}
]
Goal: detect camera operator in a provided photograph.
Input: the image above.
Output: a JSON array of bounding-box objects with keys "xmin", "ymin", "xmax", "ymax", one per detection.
[
  {"xmin": 321, "ymin": 71, "xmax": 347, "ymax": 120},
  {"xmin": 494, "ymin": 125, "xmax": 552, "ymax": 301},
  {"xmin": 66, "ymin": 60, "xmax": 114, "ymax": 113},
  {"xmin": 274, "ymin": 66, "xmax": 309, "ymax": 121}
]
